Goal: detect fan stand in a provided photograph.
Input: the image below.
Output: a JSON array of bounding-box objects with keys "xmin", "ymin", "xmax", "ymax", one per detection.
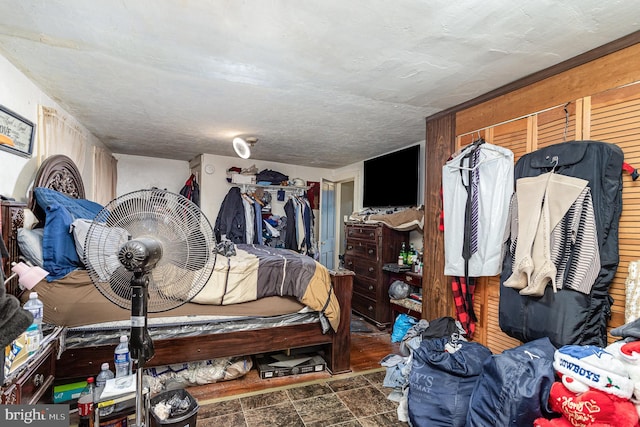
[{"xmin": 129, "ymin": 271, "xmax": 155, "ymax": 427}]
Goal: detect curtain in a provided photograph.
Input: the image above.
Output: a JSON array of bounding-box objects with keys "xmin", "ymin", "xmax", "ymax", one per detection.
[
  {"xmin": 92, "ymin": 146, "xmax": 117, "ymax": 206},
  {"xmin": 37, "ymin": 105, "xmax": 86, "ymax": 170}
]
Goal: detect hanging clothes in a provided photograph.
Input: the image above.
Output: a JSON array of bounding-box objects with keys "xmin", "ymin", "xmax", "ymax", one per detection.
[
  {"xmin": 179, "ymin": 174, "xmax": 200, "ymax": 207},
  {"xmin": 214, "ymin": 187, "xmax": 246, "ymax": 243},
  {"xmin": 499, "ymin": 140, "xmax": 624, "ymax": 348},
  {"xmin": 442, "ymin": 141, "xmax": 514, "ymax": 277}
]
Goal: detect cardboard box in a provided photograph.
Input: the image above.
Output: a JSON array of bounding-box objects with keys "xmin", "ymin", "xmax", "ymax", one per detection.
[
  {"xmin": 256, "ymin": 352, "xmax": 326, "ymax": 379},
  {"xmin": 53, "ymin": 380, "xmax": 87, "ymax": 403},
  {"xmin": 231, "ymin": 173, "xmax": 256, "ymax": 184}
]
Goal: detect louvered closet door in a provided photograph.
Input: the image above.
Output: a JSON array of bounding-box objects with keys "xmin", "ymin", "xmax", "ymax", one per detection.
[
  {"xmin": 536, "ymin": 102, "xmax": 578, "ymax": 149},
  {"xmin": 589, "ymin": 83, "xmax": 640, "ymax": 339}
]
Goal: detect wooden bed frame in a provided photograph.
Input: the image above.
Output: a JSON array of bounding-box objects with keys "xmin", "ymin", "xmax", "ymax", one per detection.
[{"xmin": 2, "ymin": 154, "xmax": 353, "ymax": 380}]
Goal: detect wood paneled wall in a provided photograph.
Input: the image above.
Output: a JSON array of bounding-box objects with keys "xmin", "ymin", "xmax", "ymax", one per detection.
[{"xmin": 425, "ymin": 36, "xmax": 640, "ymax": 354}]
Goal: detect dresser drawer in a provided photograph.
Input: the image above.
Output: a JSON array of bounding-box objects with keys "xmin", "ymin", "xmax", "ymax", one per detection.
[
  {"xmin": 352, "ymin": 293, "xmax": 379, "ymax": 318},
  {"xmin": 345, "ymin": 225, "xmax": 379, "ymax": 242},
  {"xmin": 345, "ymin": 239, "xmax": 378, "ymax": 261},
  {"xmin": 1, "ymin": 344, "xmax": 56, "ymax": 405},
  {"xmin": 343, "ymin": 256, "xmax": 378, "ymax": 280},
  {"xmin": 353, "ymin": 276, "xmax": 378, "ymax": 299}
]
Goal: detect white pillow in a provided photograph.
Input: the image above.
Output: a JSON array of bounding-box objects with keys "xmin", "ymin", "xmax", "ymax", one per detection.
[
  {"xmin": 70, "ymin": 219, "xmax": 130, "ymax": 270},
  {"xmin": 17, "ymin": 227, "xmax": 44, "ymax": 267}
]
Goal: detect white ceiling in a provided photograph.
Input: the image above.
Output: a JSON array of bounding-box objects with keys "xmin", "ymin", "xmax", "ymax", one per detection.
[{"xmin": 0, "ymin": 1, "xmax": 638, "ymax": 169}]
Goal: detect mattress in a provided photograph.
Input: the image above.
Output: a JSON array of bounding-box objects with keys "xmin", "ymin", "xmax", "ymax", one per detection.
[{"xmin": 24, "ymin": 270, "xmax": 308, "ymax": 328}]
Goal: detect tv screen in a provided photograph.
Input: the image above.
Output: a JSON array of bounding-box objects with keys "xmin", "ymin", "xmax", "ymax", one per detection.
[{"xmin": 363, "ymin": 145, "xmax": 419, "ymax": 208}]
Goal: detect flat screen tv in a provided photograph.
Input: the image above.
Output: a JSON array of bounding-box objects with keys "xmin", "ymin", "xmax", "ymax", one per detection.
[{"xmin": 363, "ymin": 144, "xmax": 419, "ymax": 208}]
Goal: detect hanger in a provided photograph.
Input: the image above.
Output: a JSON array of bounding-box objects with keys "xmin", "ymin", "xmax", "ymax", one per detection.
[
  {"xmin": 446, "ymin": 140, "xmax": 509, "ymax": 171},
  {"xmin": 563, "ymin": 102, "xmax": 570, "ymax": 141}
]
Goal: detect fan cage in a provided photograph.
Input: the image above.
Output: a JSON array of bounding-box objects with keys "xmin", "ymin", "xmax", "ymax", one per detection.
[{"xmin": 84, "ymin": 189, "xmax": 216, "ymax": 312}]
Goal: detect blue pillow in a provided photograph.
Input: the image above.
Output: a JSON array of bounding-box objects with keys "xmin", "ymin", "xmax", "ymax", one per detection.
[{"xmin": 34, "ymin": 187, "xmax": 104, "ymax": 281}]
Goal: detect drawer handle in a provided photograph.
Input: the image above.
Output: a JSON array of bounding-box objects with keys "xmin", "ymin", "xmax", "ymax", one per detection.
[
  {"xmin": 368, "ymin": 285, "xmax": 374, "ymax": 291},
  {"xmin": 368, "ymin": 249, "xmax": 374, "ymax": 254},
  {"xmin": 348, "ymin": 230, "xmax": 353, "ymax": 236},
  {"xmin": 369, "ymin": 232, "xmax": 374, "ymax": 238},
  {"xmin": 347, "ymin": 261, "xmax": 353, "ymax": 267},
  {"xmin": 33, "ymin": 373, "xmax": 44, "ymax": 388},
  {"xmin": 405, "ymin": 276, "xmax": 413, "ymax": 282},
  {"xmin": 368, "ymin": 305, "xmax": 374, "ymax": 312},
  {"xmin": 368, "ymin": 267, "xmax": 374, "ymax": 272},
  {"xmin": 347, "ymin": 245, "xmax": 353, "ymax": 250}
]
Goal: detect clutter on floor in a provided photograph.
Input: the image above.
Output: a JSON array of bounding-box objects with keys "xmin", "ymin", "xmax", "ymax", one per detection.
[{"xmin": 383, "ymin": 315, "xmax": 640, "ymax": 426}]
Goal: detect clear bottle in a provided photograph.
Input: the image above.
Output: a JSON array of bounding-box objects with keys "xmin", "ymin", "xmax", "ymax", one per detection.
[
  {"xmin": 25, "ymin": 323, "xmax": 41, "ymax": 355},
  {"xmin": 114, "ymin": 335, "xmax": 131, "ymax": 379},
  {"xmin": 77, "ymin": 377, "xmax": 95, "ymax": 427},
  {"xmin": 23, "ymin": 292, "xmax": 44, "ymax": 343},
  {"xmin": 95, "ymin": 362, "xmax": 115, "ymax": 417}
]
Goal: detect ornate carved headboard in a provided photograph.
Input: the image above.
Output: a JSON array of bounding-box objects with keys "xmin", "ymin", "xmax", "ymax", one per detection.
[
  {"xmin": 1, "ymin": 155, "xmax": 85, "ymax": 297},
  {"xmin": 28, "ymin": 154, "xmax": 85, "ymax": 223}
]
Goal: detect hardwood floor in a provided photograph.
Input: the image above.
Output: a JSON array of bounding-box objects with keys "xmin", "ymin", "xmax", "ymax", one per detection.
[{"xmin": 187, "ymin": 316, "xmax": 399, "ymax": 402}]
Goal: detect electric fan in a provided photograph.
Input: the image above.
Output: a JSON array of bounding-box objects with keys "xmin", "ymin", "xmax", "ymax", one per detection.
[{"xmin": 83, "ymin": 189, "xmax": 216, "ymax": 427}]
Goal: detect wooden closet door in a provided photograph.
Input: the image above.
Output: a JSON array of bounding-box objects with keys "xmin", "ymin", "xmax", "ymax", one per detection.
[{"xmin": 588, "ymin": 83, "xmax": 640, "ymax": 337}]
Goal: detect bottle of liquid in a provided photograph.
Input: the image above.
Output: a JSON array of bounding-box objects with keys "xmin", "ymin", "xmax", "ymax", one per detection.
[
  {"xmin": 400, "ymin": 242, "xmax": 407, "ymax": 266},
  {"xmin": 95, "ymin": 362, "xmax": 115, "ymax": 417},
  {"xmin": 408, "ymin": 243, "xmax": 416, "ymax": 266},
  {"xmin": 23, "ymin": 292, "xmax": 44, "ymax": 343},
  {"xmin": 77, "ymin": 377, "xmax": 95, "ymax": 427},
  {"xmin": 25, "ymin": 323, "xmax": 41, "ymax": 355},
  {"xmin": 114, "ymin": 335, "xmax": 131, "ymax": 380}
]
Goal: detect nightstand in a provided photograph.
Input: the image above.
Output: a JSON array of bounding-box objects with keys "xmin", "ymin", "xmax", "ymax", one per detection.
[{"xmin": 1, "ymin": 326, "xmax": 62, "ymax": 404}]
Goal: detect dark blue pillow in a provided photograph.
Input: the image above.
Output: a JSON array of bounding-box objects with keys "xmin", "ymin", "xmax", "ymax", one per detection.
[{"xmin": 34, "ymin": 187, "xmax": 104, "ymax": 281}]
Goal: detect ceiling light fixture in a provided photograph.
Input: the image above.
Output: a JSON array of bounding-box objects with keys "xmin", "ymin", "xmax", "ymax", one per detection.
[{"xmin": 232, "ymin": 136, "xmax": 258, "ymax": 159}]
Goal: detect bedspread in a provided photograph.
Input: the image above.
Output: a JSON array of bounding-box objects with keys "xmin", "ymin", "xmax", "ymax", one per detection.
[{"xmin": 191, "ymin": 244, "xmax": 340, "ymax": 331}]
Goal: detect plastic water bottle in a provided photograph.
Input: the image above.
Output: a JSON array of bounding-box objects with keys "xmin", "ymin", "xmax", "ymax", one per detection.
[
  {"xmin": 114, "ymin": 335, "xmax": 131, "ymax": 380},
  {"xmin": 23, "ymin": 292, "xmax": 44, "ymax": 342},
  {"xmin": 25, "ymin": 323, "xmax": 41, "ymax": 355},
  {"xmin": 95, "ymin": 362, "xmax": 115, "ymax": 416}
]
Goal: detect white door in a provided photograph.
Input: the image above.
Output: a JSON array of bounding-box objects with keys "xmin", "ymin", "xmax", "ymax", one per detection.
[{"xmin": 319, "ymin": 180, "xmax": 336, "ymax": 269}]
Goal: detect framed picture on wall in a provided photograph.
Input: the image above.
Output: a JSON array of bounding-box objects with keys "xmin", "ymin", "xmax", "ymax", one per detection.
[{"xmin": 0, "ymin": 104, "xmax": 35, "ymax": 158}]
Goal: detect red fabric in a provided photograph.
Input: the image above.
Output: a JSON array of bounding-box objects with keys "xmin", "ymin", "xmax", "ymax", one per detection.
[
  {"xmin": 534, "ymin": 381, "xmax": 639, "ymax": 427},
  {"xmin": 621, "ymin": 340, "xmax": 640, "ymax": 356},
  {"xmin": 451, "ymin": 276, "xmax": 476, "ymax": 339}
]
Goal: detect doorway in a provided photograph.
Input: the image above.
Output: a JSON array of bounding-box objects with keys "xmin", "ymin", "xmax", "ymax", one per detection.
[{"xmin": 319, "ymin": 178, "xmax": 355, "ymax": 270}]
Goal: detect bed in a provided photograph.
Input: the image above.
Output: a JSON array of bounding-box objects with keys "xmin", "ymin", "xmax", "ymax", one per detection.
[{"xmin": 2, "ymin": 154, "xmax": 353, "ymax": 381}]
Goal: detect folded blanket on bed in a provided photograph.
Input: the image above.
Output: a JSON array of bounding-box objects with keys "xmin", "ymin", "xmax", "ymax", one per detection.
[{"xmin": 191, "ymin": 244, "xmax": 340, "ymax": 331}]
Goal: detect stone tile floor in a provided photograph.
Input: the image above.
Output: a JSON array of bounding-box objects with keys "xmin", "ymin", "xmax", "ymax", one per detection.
[{"xmin": 196, "ymin": 368, "xmax": 407, "ymax": 426}]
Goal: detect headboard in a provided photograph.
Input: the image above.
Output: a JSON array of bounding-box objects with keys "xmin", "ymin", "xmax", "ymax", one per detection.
[
  {"xmin": 28, "ymin": 154, "xmax": 85, "ymax": 224},
  {"xmin": 2, "ymin": 154, "xmax": 85, "ymax": 297}
]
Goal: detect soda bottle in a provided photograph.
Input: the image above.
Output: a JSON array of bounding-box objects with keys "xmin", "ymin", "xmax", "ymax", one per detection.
[{"xmin": 77, "ymin": 377, "xmax": 95, "ymax": 427}]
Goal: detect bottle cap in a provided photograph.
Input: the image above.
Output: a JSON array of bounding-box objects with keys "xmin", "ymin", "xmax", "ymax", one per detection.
[
  {"xmin": 87, "ymin": 377, "xmax": 94, "ymax": 383},
  {"xmin": 120, "ymin": 335, "xmax": 128, "ymax": 342},
  {"xmin": 30, "ymin": 292, "xmax": 38, "ymax": 298},
  {"xmin": 101, "ymin": 362, "xmax": 109, "ymax": 370}
]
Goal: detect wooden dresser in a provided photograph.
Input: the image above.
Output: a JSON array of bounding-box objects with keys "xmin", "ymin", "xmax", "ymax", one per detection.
[{"xmin": 344, "ymin": 222, "xmax": 408, "ymax": 327}]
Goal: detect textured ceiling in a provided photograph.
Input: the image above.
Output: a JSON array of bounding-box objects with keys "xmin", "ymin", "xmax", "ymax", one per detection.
[{"xmin": 0, "ymin": 1, "xmax": 638, "ymax": 168}]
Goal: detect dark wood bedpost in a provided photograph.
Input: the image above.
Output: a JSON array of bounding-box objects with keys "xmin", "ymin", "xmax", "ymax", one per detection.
[{"xmin": 326, "ymin": 269, "xmax": 354, "ymax": 374}]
